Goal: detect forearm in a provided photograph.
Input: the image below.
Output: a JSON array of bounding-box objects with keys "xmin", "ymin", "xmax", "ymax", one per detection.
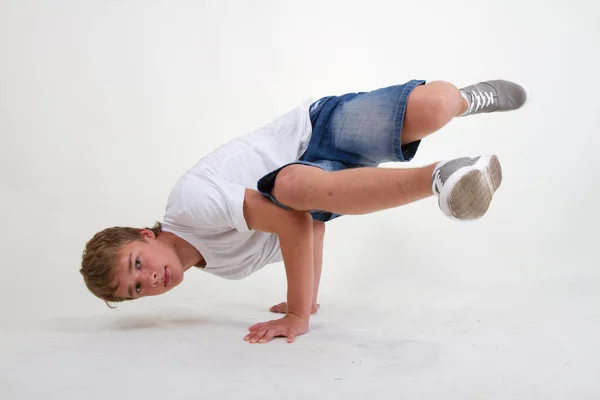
[
  {"xmin": 312, "ymin": 260, "xmax": 322, "ymax": 306},
  {"xmin": 278, "ymin": 212, "xmax": 315, "ymax": 321},
  {"xmin": 311, "ymin": 220, "xmax": 325, "ymax": 306}
]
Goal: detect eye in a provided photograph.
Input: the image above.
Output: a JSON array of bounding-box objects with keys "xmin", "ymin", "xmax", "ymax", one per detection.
[
  {"xmin": 136, "ymin": 282, "xmax": 141, "ymax": 294},
  {"xmin": 135, "ymin": 257, "xmax": 141, "ymax": 270}
]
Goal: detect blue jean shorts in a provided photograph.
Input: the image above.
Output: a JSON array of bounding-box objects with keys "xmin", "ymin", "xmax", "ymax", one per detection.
[{"xmin": 257, "ymin": 79, "xmax": 426, "ymax": 222}]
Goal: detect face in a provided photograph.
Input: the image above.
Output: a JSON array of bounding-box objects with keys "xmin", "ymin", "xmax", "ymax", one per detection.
[{"xmin": 114, "ymin": 230, "xmax": 185, "ymax": 300}]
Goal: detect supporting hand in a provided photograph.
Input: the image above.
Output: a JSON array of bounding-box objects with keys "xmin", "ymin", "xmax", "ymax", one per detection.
[{"xmin": 244, "ymin": 314, "xmax": 309, "ymax": 344}]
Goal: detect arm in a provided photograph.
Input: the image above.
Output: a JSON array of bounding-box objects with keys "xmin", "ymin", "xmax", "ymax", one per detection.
[
  {"xmin": 270, "ymin": 219, "xmax": 324, "ymax": 314},
  {"xmin": 311, "ymin": 220, "xmax": 325, "ymax": 309},
  {"xmin": 277, "ymin": 209, "xmax": 314, "ymax": 320},
  {"xmin": 241, "ymin": 189, "xmax": 314, "ymax": 342}
]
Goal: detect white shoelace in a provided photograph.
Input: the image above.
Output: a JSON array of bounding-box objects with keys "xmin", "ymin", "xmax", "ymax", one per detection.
[{"xmin": 467, "ymin": 90, "xmax": 495, "ymax": 114}]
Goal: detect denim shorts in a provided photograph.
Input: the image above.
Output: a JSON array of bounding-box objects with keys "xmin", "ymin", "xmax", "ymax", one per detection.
[{"xmin": 257, "ymin": 79, "xmax": 426, "ymax": 222}]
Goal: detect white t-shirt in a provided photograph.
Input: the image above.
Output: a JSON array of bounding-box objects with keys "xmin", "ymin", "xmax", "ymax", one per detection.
[{"xmin": 161, "ymin": 99, "xmax": 313, "ymax": 280}]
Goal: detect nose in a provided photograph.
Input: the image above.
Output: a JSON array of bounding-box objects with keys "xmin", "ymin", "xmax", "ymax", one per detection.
[{"xmin": 144, "ymin": 270, "xmax": 158, "ymax": 287}]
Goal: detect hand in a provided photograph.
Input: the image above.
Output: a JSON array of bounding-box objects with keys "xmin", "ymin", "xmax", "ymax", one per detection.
[
  {"xmin": 244, "ymin": 314, "xmax": 309, "ymax": 344},
  {"xmin": 270, "ymin": 302, "xmax": 320, "ymax": 315}
]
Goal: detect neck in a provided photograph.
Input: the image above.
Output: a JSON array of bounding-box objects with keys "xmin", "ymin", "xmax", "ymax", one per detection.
[{"xmin": 158, "ymin": 231, "xmax": 204, "ymax": 271}]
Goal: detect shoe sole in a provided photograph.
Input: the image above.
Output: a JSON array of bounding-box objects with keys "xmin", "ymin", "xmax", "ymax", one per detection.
[
  {"xmin": 439, "ymin": 155, "xmax": 502, "ymax": 220},
  {"xmin": 521, "ymin": 83, "xmax": 531, "ymax": 108}
]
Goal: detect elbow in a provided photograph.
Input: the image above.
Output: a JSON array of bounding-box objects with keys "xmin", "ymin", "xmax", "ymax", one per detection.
[
  {"xmin": 279, "ymin": 210, "xmax": 313, "ymax": 235},
  {"xmin": 288, "ymin": 210, "xmax": 314, "ymax": 228}
]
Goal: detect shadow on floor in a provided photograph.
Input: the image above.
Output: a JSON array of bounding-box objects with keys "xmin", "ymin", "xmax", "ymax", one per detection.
[{"xmin": 39, "ymin": 312, "xmax": 249, "ymax": 333}]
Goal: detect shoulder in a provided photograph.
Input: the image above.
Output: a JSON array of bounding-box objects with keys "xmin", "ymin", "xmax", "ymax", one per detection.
[
  {"xmin": 165, "ymin": 174, "xmax": 251, "ymax": 233},
  {"xmin": 166, "ymin": 175, "xmax": 215, "ymax": 211}
]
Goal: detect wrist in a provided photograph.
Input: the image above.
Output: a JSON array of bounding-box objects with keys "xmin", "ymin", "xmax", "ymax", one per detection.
[
  {"xmin": 286, "ymin": 297, "xmax": 313, "ymax": 320},
  {"xmin": 286, "ymin": 310, "xmax": 310, "ymax": 325},
  {"xmin": 283, "ymin": 312, "xmax": 310, "ymax": 330}
]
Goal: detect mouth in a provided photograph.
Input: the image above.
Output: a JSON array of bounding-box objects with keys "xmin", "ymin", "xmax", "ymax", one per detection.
[{"xmin": 164, "ymin": 267, "xmax": 169, "ymax": 287}]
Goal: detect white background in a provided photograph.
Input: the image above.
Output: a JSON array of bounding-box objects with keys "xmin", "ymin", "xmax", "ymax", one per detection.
[{"xmin": 1, "ymin": 0, "xmax": 599, "ymax": 398}]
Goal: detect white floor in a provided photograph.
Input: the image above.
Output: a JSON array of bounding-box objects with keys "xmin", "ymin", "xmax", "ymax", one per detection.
[
  {"xmin": 2, "ymin": 0, "xmax": 600, "ymax": 399},
  {"xmin": 4, "ymin": 277, "xmax": 600, "ymax": 399}
]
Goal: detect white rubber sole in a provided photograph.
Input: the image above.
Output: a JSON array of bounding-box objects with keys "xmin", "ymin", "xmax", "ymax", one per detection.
[
  {"xmin": 520, "ymin": 83, "xmax": 531, "ymax": 109},
  {"xmin": 438, "ymin": 155, "xmax": 503, "ymax": 221}
]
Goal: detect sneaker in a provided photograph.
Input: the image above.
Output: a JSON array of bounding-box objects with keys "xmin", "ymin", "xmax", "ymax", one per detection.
[
  {"xmin": 431, "ymin": 155, "xmax": 503, "ymax": 220},
  {"xmin": 460, "ymin": 80, "xmax": 529, "ymax": 116}
]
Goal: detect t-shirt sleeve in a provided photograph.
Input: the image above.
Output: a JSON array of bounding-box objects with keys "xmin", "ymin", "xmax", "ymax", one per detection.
[{"xmin": 178, "ymin": 176, "xmax": 250, "ymax": 233}]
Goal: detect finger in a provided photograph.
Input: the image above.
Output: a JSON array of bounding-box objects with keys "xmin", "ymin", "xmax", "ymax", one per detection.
[
  {"xmin": 249, "ymin": 322, "xmax": 267, "ymax": 332},
  {"xmin": 287, "ymin": 332, "xmax": 296, "ymax": 344},
  {"xmin": 249, "ymin": 328, "xmax": 269, "ymax": 344},
  {"xmin": 245, "ymin": 328, "xmax": 263, "ymax": 342},
  {"xmin": 269, "ymin": 302, "xmax": 287, "ymax": 313},
  {"xmin": 270, "ymin": 306, "xmax": 285, "ymax": 314},
  {"xmin": 245, "ymin": 324, "xmax": 267, "ymax": 340},
  {"xmin": 259, "ymin": 328, "xmax": 279, "ymax": 344}
]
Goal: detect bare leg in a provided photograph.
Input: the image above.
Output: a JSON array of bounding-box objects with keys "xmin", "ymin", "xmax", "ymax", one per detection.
[
  {"xmin": 401, "ymin": 81, "xmax": 468, "ymax": 145},
  {"xmin": 273, "ymin": 163, "xmax": 437, "ymax": 215},
  {"xmin": 271, "ymin": 81, "xmax": 484, "ymax": 216}
]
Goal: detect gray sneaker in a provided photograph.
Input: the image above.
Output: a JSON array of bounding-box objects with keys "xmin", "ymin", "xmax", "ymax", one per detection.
[
  {"xmin": 431, "ymin": 155, "xmax": 503, "ymax": 220},
  {"xmin": 460, "ymin": 80, "xmax": 529, "ymax": 116}
]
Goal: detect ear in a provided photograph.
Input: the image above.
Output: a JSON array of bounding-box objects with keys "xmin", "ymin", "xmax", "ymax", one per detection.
[{"xmin": 139, "ymin": 229, "xmax": 156, "ymax": 240}]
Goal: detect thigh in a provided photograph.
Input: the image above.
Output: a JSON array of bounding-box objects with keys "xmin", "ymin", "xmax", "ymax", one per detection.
[
  {"xmin": 256, "ymin": 160, "xmax": 351, "ymax": 222},
  {"xmin": 304, "ymin": 79, "xmax": 426, "ymax": 166},
  {"xmin": 402, "ymin": 81, "xmax": 463, "ymax": 144}
]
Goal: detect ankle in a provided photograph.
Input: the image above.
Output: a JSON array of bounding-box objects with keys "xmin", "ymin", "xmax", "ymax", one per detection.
[{"xmin": 458, "ymin": 92, "xmax": 469, "ymax": 116}]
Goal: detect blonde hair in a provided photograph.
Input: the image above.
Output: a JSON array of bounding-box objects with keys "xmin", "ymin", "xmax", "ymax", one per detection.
[{"xmin": 80, "ymin": 222, "xmax": 162, "ymax": 307}]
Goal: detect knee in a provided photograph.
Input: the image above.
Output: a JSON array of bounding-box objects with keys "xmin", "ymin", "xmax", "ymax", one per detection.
[
  {"xmin": 425, "ymin": 81, "xmax": 463, "ymax": 124},
  {"xmin": 272, "ymin": 166, "xmax": 311, "ymax": 209}
]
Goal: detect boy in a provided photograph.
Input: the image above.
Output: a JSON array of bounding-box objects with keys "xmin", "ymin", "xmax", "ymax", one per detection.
[{"xmin": 80, "ymin": 79, "xmax": 528, "ymax": 344}]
